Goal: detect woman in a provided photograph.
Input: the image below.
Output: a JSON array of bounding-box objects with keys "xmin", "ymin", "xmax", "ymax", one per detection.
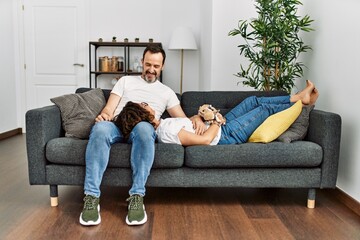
[{"xmin": 115, "ymin": 80, "xmax": 319, "ymax": 146}]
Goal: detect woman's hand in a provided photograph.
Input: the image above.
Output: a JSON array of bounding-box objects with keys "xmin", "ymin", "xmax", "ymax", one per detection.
[
  {"xmin": 215, "ymin": 113, "xmax": 226, "ymax": 125},
  {"xmin": 190, "ymin": 115, "xmax": 207, "ymax": 135}
]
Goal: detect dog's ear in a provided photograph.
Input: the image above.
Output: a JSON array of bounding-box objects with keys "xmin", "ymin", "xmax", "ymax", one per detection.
[
  {"xmin": 209, "ymin": 105, "xmax": 220, "ymax": 114},
  {"xmin": 198, "ymin": 104, "xmax": 216, "ymax": 121}
]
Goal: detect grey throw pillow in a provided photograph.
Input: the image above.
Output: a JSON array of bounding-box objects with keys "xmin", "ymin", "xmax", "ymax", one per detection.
[
  {"xmin": 50, "ymin": 88, "xmax": 106, "ymax": 139},
  {"xmin": 277, "ymin": 105, "xmax": 315, "ymax": 143}
]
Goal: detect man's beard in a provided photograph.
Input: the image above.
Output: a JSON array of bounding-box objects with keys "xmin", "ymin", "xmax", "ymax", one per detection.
[{"xmin": 143, "ymin": 71, "xmax": 159, "ymax": 83}]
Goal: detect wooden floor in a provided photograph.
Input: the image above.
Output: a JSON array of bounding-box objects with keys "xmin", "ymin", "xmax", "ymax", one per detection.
[{"xmin": 1, "ymin": 134, "xmax": 360, "ymax": 240}]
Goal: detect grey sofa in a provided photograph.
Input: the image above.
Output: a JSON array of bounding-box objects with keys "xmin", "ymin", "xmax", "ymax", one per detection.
[{"xmin": 26, "ymin": 88, "xmax": 341, "ymax": 208}]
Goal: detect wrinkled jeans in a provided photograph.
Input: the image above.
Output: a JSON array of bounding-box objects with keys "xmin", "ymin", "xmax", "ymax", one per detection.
[
  {"xmin": 84, "ymin": 121, "xmax": 156, "ymax": 197},
  {"xmin": 219, "ymin": 95, "xmax": 292, "ymax": 144}
]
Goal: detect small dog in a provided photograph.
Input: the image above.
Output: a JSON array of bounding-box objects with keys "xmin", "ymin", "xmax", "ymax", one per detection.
[{"xmin": 198, "ymin": 104, "xmax": 226, "ymax": 125}]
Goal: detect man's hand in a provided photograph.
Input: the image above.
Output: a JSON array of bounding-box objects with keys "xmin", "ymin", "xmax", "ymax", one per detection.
[
  {"xmin": 95, "ymin": 112, "xmax": 112, "ymax": 122},
  {"xmin": 95, "ymin": 93, "xmax": 120, "ymax": 122},
  {"xmin": 190, "ymin": 115, "xmax": 206, "ymax": 135}
]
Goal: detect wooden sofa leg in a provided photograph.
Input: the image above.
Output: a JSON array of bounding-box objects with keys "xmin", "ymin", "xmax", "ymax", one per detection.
[
  {"xmin": 50, "ymin": 185, "xmax": 58, "ymax": 207},
  {"xmin": 307, "ymin": 188, "xmax": 316, "ymax": 208}
]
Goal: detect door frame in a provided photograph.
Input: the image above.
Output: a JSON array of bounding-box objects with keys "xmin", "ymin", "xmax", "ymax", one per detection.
[{"xmin": 13, "ymin": 0, "xmax": 26, "ymax": 132}]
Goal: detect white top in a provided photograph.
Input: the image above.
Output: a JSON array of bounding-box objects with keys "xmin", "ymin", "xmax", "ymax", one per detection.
[
  {"xmin": 112, "ymin": 75, "xmax": 180, "ymax": 119},
  {"xmin": 156, "ymin": 118, "xmax": 221, "ymax": 145}
]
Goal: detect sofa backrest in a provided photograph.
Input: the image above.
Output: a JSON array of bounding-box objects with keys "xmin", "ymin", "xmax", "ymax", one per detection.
[
  {"xmin": 181, "ymin": 91, "xmax": 287, "ymax": 117},
  {"xmin": 75, "ymin": 88, "xmax": 288, "ymax": 118}
]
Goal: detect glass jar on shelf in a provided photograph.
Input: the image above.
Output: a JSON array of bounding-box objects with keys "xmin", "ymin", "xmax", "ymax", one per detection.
[
  {"xmin": 118, "ymin": 56, "xmax": 124, "ymax": 72},
  {"xmin": 110, "ymin": 56, "xmax": 119, "ymax": 72},
  {"xmin": 99, "ymin": 56, "xmax": 110, "ymax": 72}
]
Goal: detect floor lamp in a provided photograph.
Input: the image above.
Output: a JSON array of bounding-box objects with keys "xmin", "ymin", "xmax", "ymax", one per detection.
[{"xmin": 168, "ymin": 26, "xmax": 197, "ymax": 94}]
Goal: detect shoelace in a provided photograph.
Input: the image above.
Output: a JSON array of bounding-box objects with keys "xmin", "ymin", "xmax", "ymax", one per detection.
[
  {"xmin": 126, "ymin": 195, "xmax": 141, "ymax": 210},
  {"xmin": 84, "ymin": 196, "xmax": 97, "ymax": 210}
]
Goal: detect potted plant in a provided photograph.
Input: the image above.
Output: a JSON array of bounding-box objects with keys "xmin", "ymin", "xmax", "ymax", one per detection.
[{"xmin": 229, "ymin": 0, "xmax": 314, "ymax": 93}]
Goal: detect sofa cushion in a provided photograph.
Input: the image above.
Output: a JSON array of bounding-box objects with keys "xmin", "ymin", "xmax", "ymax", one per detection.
[
  {"xmin": 248, "ymin": 100, "xmax": 302, "ymax": 143},
  {"xmin": 277, "ymin": 104, "xmax": 314, "ymax": 143},
  {"xmin": 185, "ymin": 141, "xmax": 322, "ymax": 168},
  {"xmin": 46, "ymin": 138, "xmax": 184, "ymax": 168},
  {"xmin": 50, "ymin": 88, "xmax": 106, "ymax": 139}
]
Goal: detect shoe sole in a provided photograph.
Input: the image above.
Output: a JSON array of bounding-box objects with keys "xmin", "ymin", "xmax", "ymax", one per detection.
[
  {"xmin": 126, "ymin": 204, "xmax": 147, "ymax": 226},
  {"xmin": 79, "ymin": 205, "xmax": 101, "ymax": 226}
]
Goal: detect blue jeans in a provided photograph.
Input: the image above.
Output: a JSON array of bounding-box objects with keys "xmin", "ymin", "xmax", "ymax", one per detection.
[
  {"xmin": 218, "ymin": 95, "xmax": 292, "ymax": 144},
  {"xmin": 84, "ymin": 121, "xmax": 156, "ymax": 198}
]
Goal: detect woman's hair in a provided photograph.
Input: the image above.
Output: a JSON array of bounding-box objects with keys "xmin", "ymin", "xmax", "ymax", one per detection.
[{"xmin": 114, "ymin": 101, "xmax": 155, "ymax": 140}]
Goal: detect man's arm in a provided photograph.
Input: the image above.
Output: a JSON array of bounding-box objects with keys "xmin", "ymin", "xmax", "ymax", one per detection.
[
  {"xmin": 95, "ymin": 93, "xmax": 121, "ymax": 122},
  {"xmin": 167, "ymin": 105, "xmax": 206, "ymax": 135},
  {"xmin": 166, "ymin": 105, "xmax": 187, "ymax": 118}
]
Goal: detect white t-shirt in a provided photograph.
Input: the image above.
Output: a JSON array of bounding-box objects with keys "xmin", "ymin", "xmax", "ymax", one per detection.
[
  {"xmin": 156, "ymin": 118, "xmax": 221, "ymax": 145},
  {"xmin": 112, "ymin": 75, "xmax": 180, "ymax": 119}
]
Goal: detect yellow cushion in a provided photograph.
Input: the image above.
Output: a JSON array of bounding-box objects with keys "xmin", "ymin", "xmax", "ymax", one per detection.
[{"xmin": 248, "ymin": 100, "xmax": 302, "ymax": 143}]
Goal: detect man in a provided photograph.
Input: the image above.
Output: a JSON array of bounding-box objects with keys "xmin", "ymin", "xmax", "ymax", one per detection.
[{"xmin": 79, "ymin": 45, "xmax": 204, "ymax": 226}]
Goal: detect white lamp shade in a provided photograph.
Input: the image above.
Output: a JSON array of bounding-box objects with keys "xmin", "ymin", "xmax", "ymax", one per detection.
[{"xmin": 168, "ymin": 26, "xmax": 197, "ymax": 50}]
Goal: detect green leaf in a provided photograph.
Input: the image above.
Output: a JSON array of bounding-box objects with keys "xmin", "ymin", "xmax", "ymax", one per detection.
[{"xmin": 229, "ymin": 0, "xmax": 314, "ymax": 92}]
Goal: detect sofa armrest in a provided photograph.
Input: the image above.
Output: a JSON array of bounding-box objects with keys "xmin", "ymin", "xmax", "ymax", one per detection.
[
  {"xmin": 26, "ymin": 105, "xmax": 63, "ymax": 184},
  {"xmin": 306, "ymin": 109, "xmax": 342, "ymax": 188}
]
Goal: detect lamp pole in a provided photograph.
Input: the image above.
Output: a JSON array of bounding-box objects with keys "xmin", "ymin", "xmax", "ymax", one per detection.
[
  {"xmin": 168, "ymin": 26, "xmax": 197, "ymax": 94},
  {"xmin": 180, "ymin": 49, "xmax": 184, "ymax": 94}
]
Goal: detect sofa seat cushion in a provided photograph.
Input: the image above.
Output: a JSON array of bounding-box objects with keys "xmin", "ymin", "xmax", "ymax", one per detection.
[
  {"xmin": 46, "ymin": 138, "xmax": 184, "ymax": 168},
  {"xmin": 185, "ymin": 141, "xmax": 322, "ymax": 168}
]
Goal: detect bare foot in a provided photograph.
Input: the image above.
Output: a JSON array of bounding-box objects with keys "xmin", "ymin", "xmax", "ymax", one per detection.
[
  {"xmin": 307, "ymin": 80, "xmax": 319, "ymax": 105},
  {"xmin": 306, "ymin": 79, "xmax": 311, "ymax": 87},
  {"xmin": 305, "ymin": 80, "xmax": 315, "ymax": 90},
  {"xmin": 290, "ymin": 80, "xmax": 315, "ymax": 104},
  {"xmin": 309, "ymin": 88, "xmax": 319, "ymax": 105}
]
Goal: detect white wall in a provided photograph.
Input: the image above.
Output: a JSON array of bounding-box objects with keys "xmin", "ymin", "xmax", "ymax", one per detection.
[
  {"xmin": 210, "ymin": 0, "xmax": 256, "ymax": 91},
  {"xmin": 209, "ymin": 0, "xmax": 360, "ymax": 203},
  {"xmin": 301, "ymin": 0, "xmax": 360, "ymax": 202},
  {"xmin": 6, "ymin": 0, "xmax": 360, "ymax": 202},
  {"xmin": 88, "ymin": 0, "xmax": 200, "ymax": 93},
  {"xmin": 0, "ymin": 0, "xmax": 18, "ymax": 134}
]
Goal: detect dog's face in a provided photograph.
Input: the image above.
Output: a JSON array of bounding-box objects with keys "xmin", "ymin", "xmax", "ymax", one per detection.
[{"xmin": 198, "ymin": 104, "xmax": 219, "ymax": 121}]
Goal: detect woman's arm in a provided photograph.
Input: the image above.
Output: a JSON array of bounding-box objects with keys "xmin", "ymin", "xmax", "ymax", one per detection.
[
  {"xmin": 177, "ymin": 123, "xmax": 220, "ymax": 146},
  {"xmin": 190, "ymin": 115, "xmax": 207, "ymax": 135},
  {"xmin": 167, "ymin": 105, "xmax": 207, "ymax": 135}
]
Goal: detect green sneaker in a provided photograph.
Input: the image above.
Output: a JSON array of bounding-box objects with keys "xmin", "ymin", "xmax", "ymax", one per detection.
[
  {"xmin": 126, "ymin": 194, "xmax": 147, "ymax": 225},
  {"xmin": 79, "ymin": 195, "xmax": 101, "ymax": 226}
]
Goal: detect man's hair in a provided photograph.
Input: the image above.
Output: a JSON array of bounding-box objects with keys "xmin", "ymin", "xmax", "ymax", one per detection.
[
  {"xmin": 143, "ymin": 44, "xmax": 166, "ymax": 65},
  {"xmin": 114, "ymin": 101, "xmax": 156, "ymax": 140}
]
